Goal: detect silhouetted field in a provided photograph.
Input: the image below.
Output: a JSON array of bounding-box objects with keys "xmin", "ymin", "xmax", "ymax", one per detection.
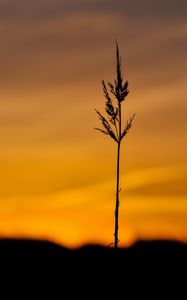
[{"xmin": 0, "ymin": 238, "xmax": 186, "ymax": 296}]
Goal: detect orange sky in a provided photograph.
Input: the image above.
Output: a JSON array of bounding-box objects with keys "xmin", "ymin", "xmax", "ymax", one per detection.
[{"xmin": 0, "ymin": 0, "xmax": 187, "ymax": 247}]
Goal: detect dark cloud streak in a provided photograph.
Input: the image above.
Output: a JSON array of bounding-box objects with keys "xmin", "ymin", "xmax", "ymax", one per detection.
[
  {"xmin": 0, "ymin": 0, "xmax": 186, "ymax": 19},
  {"xmin": 0, "ymin": 0, "xmax": 186, "ymax": 90}
]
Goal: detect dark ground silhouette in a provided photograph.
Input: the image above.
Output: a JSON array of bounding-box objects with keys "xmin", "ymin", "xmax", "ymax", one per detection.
[{"xmin": 0, "ymin": 238, "xmax": 186, "ymax": 297}]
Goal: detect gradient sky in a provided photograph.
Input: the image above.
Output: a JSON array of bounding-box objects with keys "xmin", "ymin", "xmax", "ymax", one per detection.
[{"xmin": 0, "ymin": 0, "xmax": 187, "ymax": 247}]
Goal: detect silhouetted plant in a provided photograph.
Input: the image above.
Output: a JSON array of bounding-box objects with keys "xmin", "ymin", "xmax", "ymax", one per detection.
[{"xmin": 94, "ymin": 43, "xmax": 135, "ymax": 249}]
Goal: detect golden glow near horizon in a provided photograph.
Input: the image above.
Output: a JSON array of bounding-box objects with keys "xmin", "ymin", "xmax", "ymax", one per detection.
[{"xmin": 0, "ymin": 0, "xmax": 187, "ymax": 247}]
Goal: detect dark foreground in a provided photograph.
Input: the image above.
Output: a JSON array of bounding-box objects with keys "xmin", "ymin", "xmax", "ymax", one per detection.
[{"xmin": 0, "ymin": 238, "xmax": 186, "ymax": 296}]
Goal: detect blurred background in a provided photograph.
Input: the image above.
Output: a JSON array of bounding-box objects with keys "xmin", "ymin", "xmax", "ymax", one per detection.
[{"xmin": 0, "ymin": 0, "xmax": 186, "ymax": 247}]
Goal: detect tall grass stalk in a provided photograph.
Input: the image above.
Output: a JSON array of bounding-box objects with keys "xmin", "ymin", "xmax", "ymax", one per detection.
[{"xmin": 94, "ymin": 43, "xmax": 135, "ymax": 248}]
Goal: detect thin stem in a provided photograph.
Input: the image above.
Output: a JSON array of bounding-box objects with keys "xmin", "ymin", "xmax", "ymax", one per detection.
[
  {"xmin": 119, "ymin": 102, "xmax": 122, "ymax": 143},
  {"xmin": 114, "ymin": 102, "xmax": 121, "ymax": 248}
]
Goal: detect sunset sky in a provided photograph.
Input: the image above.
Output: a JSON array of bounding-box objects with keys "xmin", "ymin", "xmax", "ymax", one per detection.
[{"xmin": 0, "ymin": 0, "xmax": 187, "ymax": 247}]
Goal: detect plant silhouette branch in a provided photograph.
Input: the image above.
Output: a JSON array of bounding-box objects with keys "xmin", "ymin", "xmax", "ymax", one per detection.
[
  {"xmin": 94, "ymin": 42, "xmax": 135, "ymax": 248},
  {"xmin": 121, "ymin": 114, "xmax": 135, "ymax": 141}
]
